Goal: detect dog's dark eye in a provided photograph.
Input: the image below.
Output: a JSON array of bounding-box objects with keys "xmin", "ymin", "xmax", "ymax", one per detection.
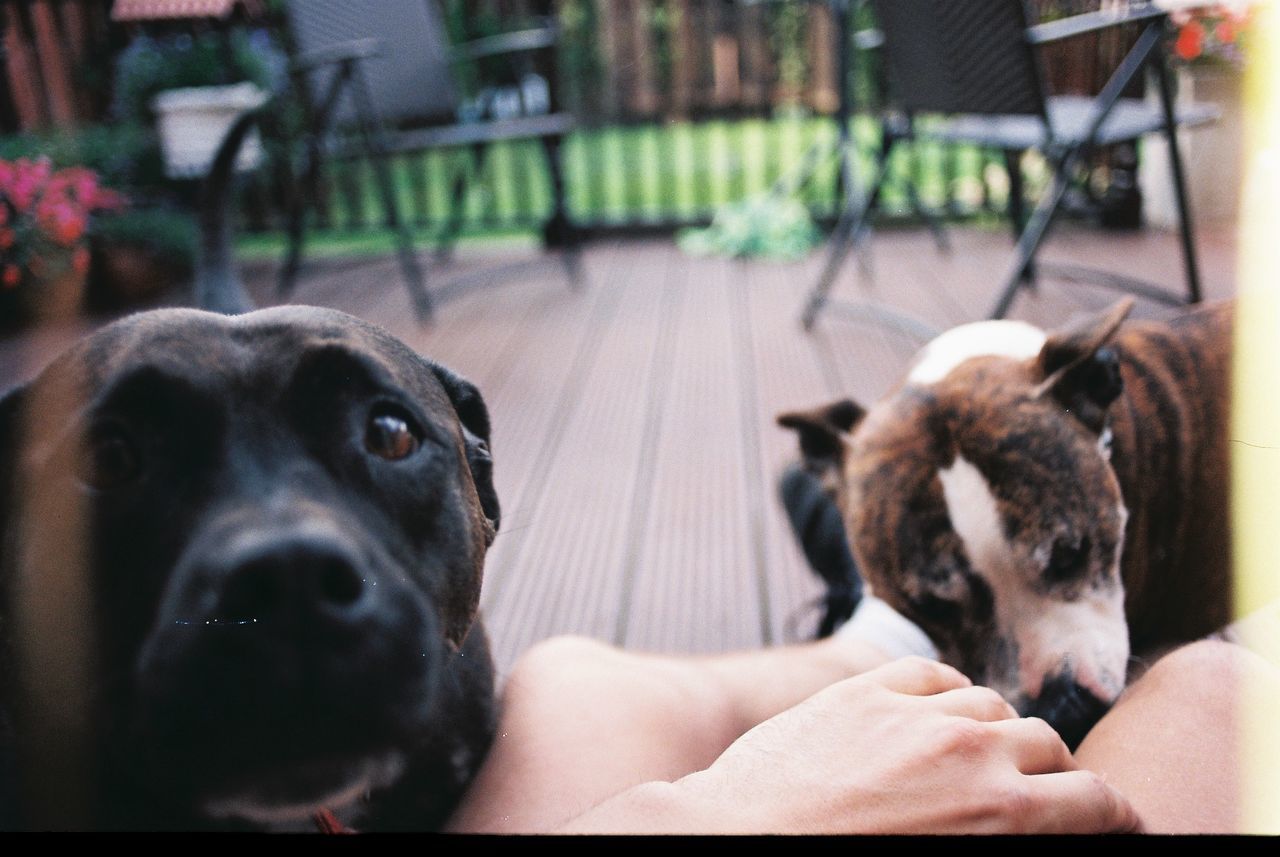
[
  {"xmin": 81, "ymin": 427, "xmax": 141, "ymax": 490},
  {"xmin": 1045, "ymin": 536, "xmax": 1090, "ymax": 584},
  {"xmin": 365, "ymin": 407, "xmax": 420, "ymax": 461}
]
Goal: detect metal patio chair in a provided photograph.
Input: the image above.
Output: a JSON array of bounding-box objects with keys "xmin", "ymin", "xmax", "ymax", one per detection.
[
  {"xmin": 196, "ymin": 0, "xmax": 580, "ymax": 322},
  {"xmin": 800, "ymin": 0, "xmax": 1218, "ymax": 329}
]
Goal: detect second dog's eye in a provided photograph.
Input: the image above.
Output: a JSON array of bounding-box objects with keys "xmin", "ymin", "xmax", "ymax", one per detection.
[
  {"xmin": 365, "ymin": 407, "xmax": 420, "ymax": 461},
  {"xmin": 1045, "ymin": 535, "xmax": 1090, "ymax": 584}
]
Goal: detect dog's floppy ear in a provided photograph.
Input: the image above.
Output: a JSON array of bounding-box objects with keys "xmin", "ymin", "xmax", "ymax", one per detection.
[
  {"xmin": 429, "ymin": 363, "xmax": 500, "ymax": 536},
  {"xmin": 1033, "ymin": 299, "xmax": 1133, "ymax": 434},
  {"xmin": 777, "ymin": 398, "xmax": 865, "ymax": 464}
]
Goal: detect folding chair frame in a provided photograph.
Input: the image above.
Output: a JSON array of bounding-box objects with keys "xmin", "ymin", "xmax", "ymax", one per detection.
[{"xmin": 800, "ymin": 3, "xmax": 1204, "ymax": 330}]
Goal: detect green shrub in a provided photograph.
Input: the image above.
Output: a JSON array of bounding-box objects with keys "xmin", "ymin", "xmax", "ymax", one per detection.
[
  {"xmin": 95, "ymin": 207, "xmax": 198, "ymax": 270},
  {"xmin": 112, "ymin": 29, "xmax": 287, "ymax": 125}
]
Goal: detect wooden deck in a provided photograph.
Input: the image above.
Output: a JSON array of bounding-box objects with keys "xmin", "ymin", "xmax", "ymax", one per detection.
[{"xmin": 0, "ymin": 224, "xmax": 1238, "ymax": 677}]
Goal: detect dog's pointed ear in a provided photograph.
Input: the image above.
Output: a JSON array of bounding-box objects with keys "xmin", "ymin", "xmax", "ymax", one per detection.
[
  {"xmin": 1033, "ymin": 299, "xmax": 1133, "ymax": 434},
  {"xmin": 777, "ymin": 398, "xmax": 865, "ymax": 464},
  {"xmin": 429, "ymin": 364, "xmax": 499, "ymax": 536}
]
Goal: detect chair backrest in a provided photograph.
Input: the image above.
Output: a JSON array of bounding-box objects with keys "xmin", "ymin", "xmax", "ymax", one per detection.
[
  {"xmin": 868, "ymin": 0, "xmax": 1046, "ymax": 117},
  {"xmin": 285, "ymin": 0, "xmax": 459, "ymax": 126}
]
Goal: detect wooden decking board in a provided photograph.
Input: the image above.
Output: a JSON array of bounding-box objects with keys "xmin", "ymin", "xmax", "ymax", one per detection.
[
  {"xmin": 623, "ymin": 252, "xmax": 763, "ymax": 655},
  {"xmin": 482, "ymin": 243, "xmax": 674, "ymax": 671},
  {"xmin": 464, "ymin": 250, "xmax": 627, "ymax": 619},
  {"xmin": 726, "ymin": 257, "xmax": 776, "ymax": 646},
  {"xmin": 740, "ymin": 258, "xmax": 849, "ymax": 644},
  {"xmin": 613, "ymin": 247, "xmax": 687, "ymax": 648},
  {"xmin": 0, "ymin": 224, "xmax": 1239, "ymax": 676}
]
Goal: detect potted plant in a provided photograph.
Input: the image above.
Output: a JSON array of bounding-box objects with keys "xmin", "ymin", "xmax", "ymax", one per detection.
[
  {"xmin": 1141, "ymin": 1, "xmax": 1256, "ymax": 228},
  {"xmin": 113, "ymin": 29, "xmax": 285, "ymax": 179},
  {"xmin": 0, "ymin": 157, "xmax": 125, "ymax": 328}
]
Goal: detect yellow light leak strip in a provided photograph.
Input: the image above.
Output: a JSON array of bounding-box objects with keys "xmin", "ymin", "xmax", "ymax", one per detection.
[{"xmin": 1233, "ymin": 0, "xmax": 1280, "ymax": 834}]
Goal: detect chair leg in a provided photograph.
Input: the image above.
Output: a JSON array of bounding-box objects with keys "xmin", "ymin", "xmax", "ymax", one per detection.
[
  {"xmin": 540, "ymin": 133, "xmax": 582, "ymax": 289},
  {"xmin": 903, "ymin": 176, "xmax": 951, "ymax": 255},
  {"xmin": 987, "ymin": 161, "xmax": 1073, "ymax": 320},
  {"xmin": 278, "ymin": 136, "xmax": 324, "ymax": 299},
  {"xmin": 437, "ymin": 144, "xmax": 484, "ymax": 265},
  {"xmin": 1003, "ymin": 148, "xmax": 1035, "ymax": 287},
  {"xmin": 1153, "ymin": 52, "xmax": 1203, "ymax": 304},
  {"xmin": 348, "ymin": 65, "xmax": 432, "ymax": 323},
  {"xmin": 896, "ymin": 137, "xmax": 949, "ymax": 255},
  {"xmin": 280, "ymin": 61, "xmax": 353, "ymax": 300},
  {"xmin": 802, "ymin": 155, "xmax": 891, "ymax": 331},
  {"xmin": 371, "ymin": 150, "xmax": 433, "ymax": 322}
]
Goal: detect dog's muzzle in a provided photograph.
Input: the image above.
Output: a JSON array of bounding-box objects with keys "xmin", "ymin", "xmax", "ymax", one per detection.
[
  {"xmin": 128, "ymin": 516, "xmax": 442, "ymax": 811},
  {"xmin": 1020, "ymin": 671, "xmax": 1113, "ymax": 752}
]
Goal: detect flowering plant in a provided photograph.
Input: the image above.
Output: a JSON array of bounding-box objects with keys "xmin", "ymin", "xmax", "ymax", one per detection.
[
  {"xmin": 1157, "ymin": 1, "xmax": 1256, "ymax": 67},
  {"xmin": 0, "ymin": 157, "xmax": 125, "ymax": 296}
]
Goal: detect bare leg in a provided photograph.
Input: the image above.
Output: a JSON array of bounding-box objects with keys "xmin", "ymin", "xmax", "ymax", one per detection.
[
  {"xmin": 445, "ymin": 635, "xmax": 890, "ymax": 833},
  {"xmin": 1075, "ymin": 639, "xmax": 1280, "ymax": 834}
]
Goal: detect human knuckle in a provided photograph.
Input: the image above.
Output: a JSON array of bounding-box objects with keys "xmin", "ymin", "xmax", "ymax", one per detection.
[
  {"xmin": 935, "ymin": 717, "xmax": 990, "ymax": 755},
  {"xmin": 971, "ymin": 686, "xmax": 1013, "ymax": 715}
]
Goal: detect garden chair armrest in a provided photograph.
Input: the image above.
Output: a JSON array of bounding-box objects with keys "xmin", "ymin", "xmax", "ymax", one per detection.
[
  {"xmin": 1027, "ymin": 3, "xmax": 1167, "ymax": 46},
  {"xmin": 450, "ymin": 22, "xmax": 559, "ymax": 64}
]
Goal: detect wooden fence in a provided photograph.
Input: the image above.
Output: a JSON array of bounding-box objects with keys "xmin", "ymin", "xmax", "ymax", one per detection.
[{"xmin": 0, "ymin": 0, "xmax": 114, "ymax": 132}]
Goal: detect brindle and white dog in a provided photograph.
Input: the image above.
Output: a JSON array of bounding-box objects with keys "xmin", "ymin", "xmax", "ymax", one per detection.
[{"xmin": 779, "ymin": 298, "xmax": 1233, "ymax": 748}]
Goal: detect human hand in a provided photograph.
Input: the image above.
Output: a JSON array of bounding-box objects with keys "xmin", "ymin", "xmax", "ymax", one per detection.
[{"xmin": 667, "ymin": 657, "xmax": 1139, "ymax": 834}]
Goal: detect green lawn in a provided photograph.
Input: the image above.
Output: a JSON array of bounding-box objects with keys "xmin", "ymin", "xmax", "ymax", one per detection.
[{"xmin": 236, "ymin": 114, "xmax": 1025, "ymax": 257}]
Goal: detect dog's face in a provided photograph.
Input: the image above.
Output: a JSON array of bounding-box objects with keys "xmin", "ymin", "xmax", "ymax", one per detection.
[
  {"xmin": 781, "ymin": 301, "xmax": 1135, "ymax": 748},
  {"xmin": 0, "ymin": 307, "xmax": 499, "ymax": 827}
]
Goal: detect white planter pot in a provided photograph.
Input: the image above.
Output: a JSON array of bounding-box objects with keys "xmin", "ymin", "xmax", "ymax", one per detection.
[
  {"xmin": 152, "ymin": 82, "xmax": 270, "ymax": 179},
  {"xmin": 1139, "ymin": 65, "xmax": 1245, "ymax": 229}
]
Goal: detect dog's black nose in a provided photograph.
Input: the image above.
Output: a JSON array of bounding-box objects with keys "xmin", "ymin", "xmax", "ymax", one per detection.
[
  {"xmin": 215, "ymin": 533, "xmax": 370, "ymax": 628},
  {"xmin": 1022, "ymin": 672, "xmax": 1113, "ymax": 752}
]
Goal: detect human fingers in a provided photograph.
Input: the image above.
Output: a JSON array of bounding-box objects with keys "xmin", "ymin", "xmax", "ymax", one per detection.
[
  {"xmin": 994, "ymin": 716, "xmax": 1078, "ymax": 775},
  {"xmin": 860, "ymin": 655, "xmax": 971, "ymax": 697},
  {"xmin": 1013, "ymin": 770, "xmax": 1141, "ymax": 834},
  {"xmin": 928, "ymin": 685, "xmax": 1019, "ymax": 722}
]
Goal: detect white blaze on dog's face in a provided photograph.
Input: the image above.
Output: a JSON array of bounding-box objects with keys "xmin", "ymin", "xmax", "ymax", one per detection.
[
  {"xmin": 832, "ymin": 305, "xmax": 1136, "ymax": 716},
  {"xmin": 935, "ymin": 452, "xmax": 1128, "ymax": 705}
]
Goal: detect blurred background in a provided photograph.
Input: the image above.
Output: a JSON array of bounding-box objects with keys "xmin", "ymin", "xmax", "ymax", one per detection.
[{"xmin": 0, "ymin": 0, "xmax": 1253, "ymax": 674}]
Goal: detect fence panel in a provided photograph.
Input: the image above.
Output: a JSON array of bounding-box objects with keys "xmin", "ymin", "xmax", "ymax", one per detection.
[{"xmin": 0, "ymin": 0, "xmax": 114, "ymax": 133}]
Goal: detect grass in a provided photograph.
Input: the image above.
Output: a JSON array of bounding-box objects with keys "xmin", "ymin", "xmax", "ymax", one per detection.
[{"xmin": 235, "ymin": 114, "xmax": 1022, "ymax": 255}]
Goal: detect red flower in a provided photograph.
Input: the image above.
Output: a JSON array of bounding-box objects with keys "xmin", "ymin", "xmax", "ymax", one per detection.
[
  {"xmin": 0, "ymin": 228, "xmax": 13, "ymax": 250},
  {"xmin": 72, "ymin": 246, "xmax": 90, "ymax": 276},
  {"xmin": 1216, "ymin": 19, "xmax": 1238, "ymax": 44},
  {"xmin": 1175, "ymin": 20, "xmax": 1206, "ymax": 62},
  {"xmin": 52, "ymin": 211, "xmax": 86, "ymax": 246},
  {"xmin": 2, "ymin": 265, "xmax": 20, "ymax": 289}
]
